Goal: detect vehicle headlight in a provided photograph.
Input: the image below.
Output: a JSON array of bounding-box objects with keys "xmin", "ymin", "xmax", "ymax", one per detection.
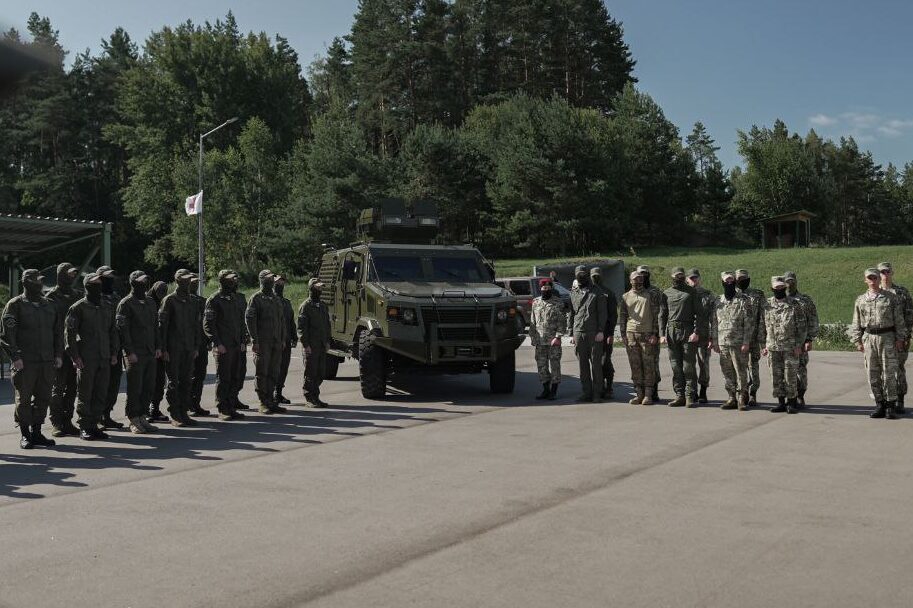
[
  {"xmin": 496, "ymin": 309, "xmax": 508, "ymax": 322},
  {"xmin": 402, "ymin": 308, "xmax": 416, "ymax": 324}
]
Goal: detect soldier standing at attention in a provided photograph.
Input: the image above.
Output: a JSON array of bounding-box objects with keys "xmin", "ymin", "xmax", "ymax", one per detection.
[
  {"xmin": 850, "ymin": 268, "xmax": 908, "ymax": 419},
  {"xmin": 97, "ymin": 265, "xmax": 125, "ymax": 430},
  {"xmin": 736, "ymin": 269, "xmax": 765, "ymax": 407},
  {"xmin": 67, "ymin": 273, "xmax": 119, "ymax": 441},
  {"xmin": 590, "ymin": 267, "xmax": 618, "ymax": 399},
  {"xmin": 758, "ymin": 276, "xmax": 807, "ymax": 414},
  {"xmin": 148, "ymin": 280, "xmax": 170, "ymax": 423},
  {"xmin": 160, "ymin": 269, "xmax": 200, "ymax": 427},
  {"xmin": 569, "ymin": 265, "xmax": 607, "ymax": 403},
  {"xmin": 636, "ymin": 265, "xmax": 664, "ymax": 400},
  {"xmin": 203, "ymin": 270, "xmax": 247, "ymax": 420},
  {"xmin": 2, "ymin": 269, "xmax": 63, "ymax": 449},
  {"xmin": 188, "ymin": 275, "xmax": 211, "ymax": 417},
  {"xmin": 298, "ymin": 277, "xmax": 332, "ymax": 407},
  {"xmin": 877, "ymin": 262, "xmax": 913, "ymax": 413},
  {"xmin": 711, "ymin": 272, "xmax": 753, "ymax": 410},
  {"xmin": 621, "ymin": 270, "xmax": 659, "ymax": 405},
  {"xmin": 784, "ymin": 270, "xmax": 819, "ymax": 408},
  {"xmin": 529, "ymin": 277, "xmax": 566, "ymax": 401},
  {"xmin": 47, "ymin": 262, "xmax": 81, "ymax": 437},
  {"xmin": 116, "ymin": 271, "xmax": 161, "ymax": 434},
  {"xmin": 274, "ymin": 274, "xmax": 297, "ymax": 405},
  {"xmin": 659, "ymin": 267, "xmax": 701, "ymax": 407},
  {"xmin": 686, "ymin": 268, "xmax": 715, "ymax": 403},
  {"xmin": 246, "ymin": 269, "xmax": 288, "ymax": 414}
]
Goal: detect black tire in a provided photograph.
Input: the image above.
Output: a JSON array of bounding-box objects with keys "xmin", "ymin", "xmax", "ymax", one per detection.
[
  {"xmin": 324, "ymin": 353, "xmax": 341, "ymax": 380},
  {"xmin": 359, "ymin": 329, "xmax": 387, "ymax": 399},
  {"xmin": 489, "ymin": 350, "xmax": 516, "ymax": 394}
]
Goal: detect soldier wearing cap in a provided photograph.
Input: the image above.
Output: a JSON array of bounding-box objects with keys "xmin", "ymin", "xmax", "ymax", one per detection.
[
  {"xmin": 711, "ymin": 271, "xmax": 754, "ymax": 410},
  {"xmin": 2, "ymin": 269, "xmax": 64, "ymax": 448},
  {"xmin": 636, "ymin": 265, "xmax": 664, "ymax": 398},
  {"xmin": 735, "ymin": 269, "xmax": 766, "ymax": 406},
  {"xmin": 620, "ymin": 269, "xmax": 659, "ymax": 404},
  {"xmin": 149, "ymin": 280, "xmax": 171, "ymax": 422},
  {"xmin": 47, "ymin": 262, "xmax": 81, "ymax": 437},
  {"xmin": 686, "ymin": 268, "xmax": 715, "ymax": 403},
  {"xmin": 783, "ymin": 270, "xmax": 818, "ymax": 408},
  {"xmin": 659, "ymin": 267, "xmax": 701, "ymax": 407},
  {"xmin": 529, "ymin": 277, "xmax": 566, "ymax": 400},
  {"xmin": 274, "ymin": 274, "xmax": 298, "ymax": 405},
  {"xmin": 850, "ymin": 268, "xmax": 908, "ymax": 419},
  {"xmin": 877, "ymin": 262, "xmax": 913, "ymax": 413},
  {"xmin": 187, "ymin": 275, "xmax": 212, "ymax": 417},
  {"xmin": 96, "ymin": 265, "xmax": 126, "ymax": 429},
  {"xmin": 66, "ymin": 273, "xmax": 119, "ymax": 440},
  {"xmin": 159, "ymin": 269, "xmax": 202, "ymax": 426},
  {"xmin": 204, "ymin": 269, "xmax": 248, "ymax": 420},
  {"xmin": 298, "ymin": 277, "xmax": 333, "ymax": 407},
  {"xmin": 758, "ymin": 276, "xmax": 807, "ymax": 413},
  {"xmin": 246, "ymin": 269, "xmax": 288, "ymax": 414},
  {"xmin": 569, "ymin": 265, "xmax": 608, "ymax": 402},
  {"xmin": 590, "ymin": 267, "xmax": 618, "ymax": 398},
  {"xmin": 116, "ymin": 270, "xmax": 161, "ymax": 434}
]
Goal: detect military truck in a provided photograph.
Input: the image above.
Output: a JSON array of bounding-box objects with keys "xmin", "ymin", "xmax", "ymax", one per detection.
[{"xmin": 315, "ymin": 199, "xmax": 524, "ymax": 399}]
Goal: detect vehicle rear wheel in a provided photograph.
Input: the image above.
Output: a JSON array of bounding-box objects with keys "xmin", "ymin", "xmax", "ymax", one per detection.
[
  {"xmin": 359, "ymin": 329, "xmax": 387, "ymax": 399},
  {"xmin": 489, "ymin": 351, "xmax": 516, "ymax": 394},
  {"xmin": 324, "ymin": 353, "xmax": 341, "ymax": 380}
]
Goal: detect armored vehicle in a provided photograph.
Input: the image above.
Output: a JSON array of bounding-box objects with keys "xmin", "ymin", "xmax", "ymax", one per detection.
[{"xmin": 316, "ymin": 199, "xmax": 524, "ymax": 399}]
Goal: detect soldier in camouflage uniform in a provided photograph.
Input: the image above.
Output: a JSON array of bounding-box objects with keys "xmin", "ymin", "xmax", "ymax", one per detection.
[
  {"xmin": 850, "ymin": 268, "xmax": 908, "ymax": 419},
  {"xmin": 636, "ymin": 265, "xmax": 664, "ymax": 399},
  {"xmin": 758, "ymin": 276, "xmax": 807, "ymax": 414},
  {"xmin": 590, "ymin": 267, "xmax": 618, "ymax": 399},
  {"xmin": 784, "ymin": 271, "xmax": 818, "ymax": 408},
  {"xmin": 621, "ymin": 270, "xmax": 660, "ymax": 405},
  {"xmin": 877, "ymin": 262, "xmax": 913, "ymax": 413},
  {"xmin": 529, "ymin": 277, "xmax": 567, "ymax": 401},
  {"xmin": 569, "ymin": 265, "xmax": 608, "ymax": 403},
  {"xmin": 711, "ymin": 271, "xmax": 754, "ymax": 410},
  {"xmin": 736, "ymin": 269, "xmax": 766, "ymax": 407},
  {"xmin": 659, "ymin": 267, "xmax": 701, "ymax": 407},
  {"xmin": 687, "ymin": 268, "xmax": 715, "ymax": 403}
]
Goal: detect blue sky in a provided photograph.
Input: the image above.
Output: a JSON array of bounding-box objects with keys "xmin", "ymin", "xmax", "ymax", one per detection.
[{"xmin": 6, "ymin": 0, "xmax": 913, "ymax": 170}]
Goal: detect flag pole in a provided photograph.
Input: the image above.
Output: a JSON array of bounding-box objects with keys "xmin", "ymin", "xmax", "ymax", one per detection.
[{"xmin": 197, "ymin": 134, "xmax": 204, "ymax": 295}]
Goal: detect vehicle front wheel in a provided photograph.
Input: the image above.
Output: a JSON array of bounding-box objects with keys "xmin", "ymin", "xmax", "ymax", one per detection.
[
  {"xmin": 489, "ymin": 351, "xmax": 516, "ymax": 394},
  {"xmin": 359, "ymin": 329, "xmax": 387, "ymax": 399}
]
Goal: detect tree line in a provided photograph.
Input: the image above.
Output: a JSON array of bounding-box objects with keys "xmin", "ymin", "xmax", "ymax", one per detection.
[{"xmin": 2, "ymin": 3, "xmax": 913, "ymax": 283}]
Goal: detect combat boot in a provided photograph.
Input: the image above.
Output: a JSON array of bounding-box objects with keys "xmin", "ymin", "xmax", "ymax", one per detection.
[
  {"xmin": 234, "ymin": 398, "xmax": 251, "ymax": 411},
  {"xmin": 896, "ymin": 394, "xmax": 905, "ymax": 414},
  {"xmin": 668, "ymin": 395, "xmax": 686, "ymax": 407},
  {"xmin": 51, "ymin": 419, "xmax": 80, "ymax": 438},
  {"xmin": 535, "ymin": 383, "xmax": 550, "ymax": 400},
  {"xmin": 604, "ymin": 379, "xmax": 614, "ymax": 398},
  {"xmin": 737, "ymin": 391, "xmax": 749, "ymax": 411},
  {"xmin": 698, "ymin": 384, "xmax": 708, "ymax": 404},
  {"xmin": 102, "ymin": 414, "xmax": 124, "ymax": 430},
  {"xmin": 886, "ymin": 401, "xmax": 899, "ymax": 420},
  {"xmin": 641, "ymin": 388, "xmax": 653, "ymax": 406},
  {"xmin": 685, "ymin": 394, "xmax": 697, "ymax": 408},
  {"xmin": 870, "ymin": 401, "xmax": 887, "ymax": 419},
  {"xmin": 259, "ymin": 403, "xmax": 275, "ymax": 415},
  {"xmin": 721, "ymin": 393, "xmax": 737, "ymax": 410},
  {"xmin": 547, "ymin": 383, "xmax": 558, "ymax": 401},
  {"xmin": 797, "ymin": 389, "xmax": 807, "ymax": 409},
  {"xmin": 771, "ymin": 397, "xmax": 786, "ymax": 413},
  {"xmin": 19, "ymin": 426, "xmax": 33, "ymax": 449},
  {"xmin": 629, "ymin": 387, "xmax": 643, "ymax": 405},
  {"xmin": 79, "ymin": 428, "xmax": 95, "ymax": 441},
  {"xmin": 189, "ymin": 406, "xmax": 211, "ymax": 417},
  {"xmin": 128, "ymin": 417, "xmax": 148, "ymax": 434},
  {"xmin": 139, "ymin": 417, "xmax": 158, "ymax": 433},
  {"xmin": 30, "ymin": 425, "xmax": 56, "ymax": 447},
  {"xmin": 269, "ymin": 403, "xmax": 288, "ymax": 414},
  {"xmin": 786, "ymin": 397, "xmax": 799, "ymax": 414},
  {"xmin": 748, "ymin": 391, "xmax": 758, "ymax": 407},
  {"xmin": 148, "ymin": 403, "xmax": 169, "ymax": 423},
  {"xmin": 653, "ymin": 384, "xmax": 659, "ymax": 401},
  {"xmin": 275, "ymin": 391, "xmax": 291, "ymax": 405}
]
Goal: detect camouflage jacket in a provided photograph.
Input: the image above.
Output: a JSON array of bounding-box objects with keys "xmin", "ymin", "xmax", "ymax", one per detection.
[
  {"xmin": 757, "ymin": 296, "xmax": 807, "ymax": 351},
  {"xmin": 529, "ymin": 296, "xmax": 567, "ymax": 345},
  {"xmin": 883, "ymin": 283, "xmax": 913, "ymax": 334},
  {"xmin": 849, "ymin": 289, "xmax": 909, "ymax": 344},
  {"xmin": 710, "ymin": 294, "xmax": 753, "ymax": 348},
  {"xmin": 790, "ymin": 291, "xmax": 819, "ymax": 342},
  {"xmin": 738, "ymin": 287, "xmax": 766, "ymax": 344},
  {"xmin": 693, "ymin": 286, "xmax": 715, "ymax": 340},
  {"xmin": 620, "ymin": 288, "xmax": 659, "ymax": 335}
]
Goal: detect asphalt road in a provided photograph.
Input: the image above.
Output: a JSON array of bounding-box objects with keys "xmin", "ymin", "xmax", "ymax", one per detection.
[{"xmin": 1, "ymin": 345, "xmax": 911, "ymax": 608}]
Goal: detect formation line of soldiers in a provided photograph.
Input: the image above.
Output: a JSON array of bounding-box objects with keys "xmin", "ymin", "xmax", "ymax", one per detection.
[
  {"xmin": 1, "ymin": 265, "xmax": 331, "ymax": 449},
  {"xmin": 530, "ymin": 261, "xmax": 913, "ymax": 418}
]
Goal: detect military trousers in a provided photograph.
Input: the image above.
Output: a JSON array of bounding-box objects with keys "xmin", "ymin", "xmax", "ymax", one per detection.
[
  {"xmin": 574, "ymin": 332, "xmax": 603, "ymax": 400},
  {"xmin": 602, "ymin": 341, "xmax": 614, "ymax": 390},
  {"xmin": 13, "ymin": 361, "xmax": 56, "ymax": 427},
  {"xmin": 152, "ymin": 358, "xmax": 166, "ymax": 409},
  {"xmin": 105, "ymin": 354, "xmax": 123, "ymax": 417},
  {"xmin": 747, "ymin": 343, "xmax": 762, "ymax": 394},
  {"xmin": 625, "ymin": 332, "xmax": 657, "ymax": 391},
  {"xmin": 696, "ymin": 343, "xmax": 711, "ymax": 388},
  {"xmin": 666, "ymin": 339, "xmax": 697, "ymax": 397},
  {"xmin": 768, "ymin": 350, "xmax": 799, "ymax": 399},
  {"xmin": 863, "ymin": 333, "xmax": 898, "ymax": 402},
  {"xmin": 214, "ymin": 347, "xmax": 243, "ymax": 412},
  {"xmin": 718, "ymin": 346, "xmax": 749, "ymax": 395},
  {"xmin": 277, "ymin": 344, "xmax": 292, "ymax": 394},
  {"xmin": 75, "ymin": 357, "xmax": 110, "ymax": 430},
  {"xmin": 254, "ymin": 343, "xmax": 283, "ymax": 406},
  {"xmin": 189, "ymin": 346, "xmax": 208, "ymax": 409},
  {"xmin": 895, "ymin": 342, "xmax": 909, "ymax": 397},
  {"xmin": 303, "ymin": 346, "xmax": 327, "ymax": 402},
  {"xmin": 124, "ymin": 355, "xmax": 156, "ymax": 419},
  {"xmin": 165, "ymin": 348, "xmax": 196, "ymax": 416},
  {"xmin": 797, "ymin": 351, "xmax": 810, "ymax": 393},
  {"xmin": 49, "ymin": 356, "xmax": 77, "ymax": 426},
  {"xmin": 534, "ymin": 344, "xmax": 562, "ymax": 384}
]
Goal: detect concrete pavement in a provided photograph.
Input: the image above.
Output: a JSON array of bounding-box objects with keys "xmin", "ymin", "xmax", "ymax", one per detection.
[{"xmin": 0, "ymin": 346, "xmax": 910, "ymax": 608}]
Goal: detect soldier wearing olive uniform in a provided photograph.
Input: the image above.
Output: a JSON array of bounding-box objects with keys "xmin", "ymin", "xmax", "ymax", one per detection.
[
  {"xmin": 659, "ymin": 267, "xmax": 701, "ymax": 407},
  {"xmin": 188, "ymin": 276, "xmax": 212, "ymax": 417},
  {"xmin": 160, "ymin": 269, "xmax": 201, "ymax": 426},
  {"xmin": 246, "ymin": 269, "xmax": 288, "ymax": 414},
  {"xmin": 203, "ymin": 269, "xmax": 248, "ymax": 420},
  {"xmin": 568, "ymin": 265, "xmax": 608, "ymax": 403},
  {"xmin": 97, "ymin": 265, "xmax": 125, "ymax": 430},
  {"xmin": 298, "ymin": 277, "xmax": 332, "ymax": 407},
  {"xmin": 686, "ymin": 268, "xmax": 715, "ymax": 403},
  {"xmin": 590, "ymin": 267, "xmax": 618, "ymax": 399},
  {"xmin": 116, "ymin": 271, "xmax": 161, "ymax": 434},
  {"xmin": 47, "ymin": 262, "xmax": 81, "ymax": 437},
  {"xmin": 637, "ymin": 265, "xmax": 664, "ymax": 398},
  {"xmin": 275, "ymin": 274, "xmax": 298, "ymax": 405}
]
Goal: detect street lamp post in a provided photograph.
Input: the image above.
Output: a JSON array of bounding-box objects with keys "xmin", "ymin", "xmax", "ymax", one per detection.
[{"xmin": 197, "ymin": 116, "xmax": 238, "ymax": 294}]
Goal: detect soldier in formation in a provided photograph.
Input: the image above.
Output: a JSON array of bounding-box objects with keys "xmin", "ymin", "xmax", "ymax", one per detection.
[
  {"xmin": 246, "ymin": 269, "xmax": 288, "ymax": 414},
  {"xmin": 711, "ymin": 271, "xmax": 753, "ymax": 410},
  {"xmin": 621, "ymin": 269, "xmax": 659, "ymax": 405},
  {"xmin": 569, "ymin": 265, "xmax": 608, "ymax": 403},
  {"xmin": 98, "ymin": 265, "xmax": 125, "ymax": 430},
  {"xmin": 116, "ymin": 271, "xmax": 161, "ymax": 434},
  {"xmin": 735, "ymin": 269, "xmax": 766, "ymax": 407},
  {"xmin": 188, "ymin": 275, "xmax": 212, "ymax": 417},
  {"xmin": 877, "ymin": 262, "xmax": 913, "ymax": 413},
  {"xmin": 659, "ymin": 267, "xmax": 700, "ymax": 407},
  {"xmin": 47, "ymin": 262, "xmax": 81, "ymax": 437},
  {"xmin": 589, "ymin": 267, "xmax": 618, "ymax": 399},
  {"xmin": 529, "ymin": 277, "xmax": 566, "ymax": 401},
  {"xmin": 160, "ymin": 269, "xmax": 201, "ymax": 427},
  {"xmin": 850, "ymin": 268, "xmax": 908, "ymax": 419},
  {"xmin": 298, "ymin": 277, "xmax": 332, "ymax": 407},
  {"xmin": 784, "ymin": 271, "xmax": 818, "ymax": 408},
  {"xmin": 636, "ymin": 265, "xmax": 664, "ymax": 400},
  {"xmin": 275, "ymin": 274, "xmax": 297, "ymax": 405},
  {"xmin": 758, "ymin": 276, "xmax": 807, "ymax": 414},
  {"xmin": 204, "ymin": 269, "xmax": 248, "ymax": 420},
  {"xmin": 686, "ymin": 268, "xmax": 715, "ymax": 403}
]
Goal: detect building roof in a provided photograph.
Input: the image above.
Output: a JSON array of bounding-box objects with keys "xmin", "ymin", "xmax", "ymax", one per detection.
[
  {"xmin": 761, "ymin": 210, "xmax": 817, "ymax": 223},
  {"xmin": 0, "ymin": 214, "xmax": 110, "ymax": 256}
]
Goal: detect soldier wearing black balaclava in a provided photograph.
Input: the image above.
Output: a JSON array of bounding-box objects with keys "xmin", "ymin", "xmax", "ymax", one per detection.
[
  {"xmin": 245, "ymin": 269, "xmax": 288, "ymax": 414},
  {"xmin": 116, "ymin": 271, "xmax": 161, "ymax": 434},
  {"xmin": 160, "ymin": 269, "xmax": 201, "ymax": 426},
  {"xmin": 188, "ymin": 275, "xmax": 211, "ymax": 417},
  {"xmin": 568, "ymin": 265, "xmax": 608, "ymax": 402},
  {"xmin": 637, "ymin": 265, "xmax": 664, "ymax": 399},
  {"xmin": 96, "ymin": 265, "xmax": 125, "ymax": 429},
  {"xmin": 298, "ymin": 277, "xmax": 332, "ymax": 407},
  {"xmin": 204, "ymin": 269, "xmax": 248, "ymax": 420},
  {"xmin": 274, "ymin": 274, "xmax": 297, "ymax": 405},
  {"xmin": 149, "ymin": 280, "xmax": 170, "ymax": 422},
  {"xmin": 2, "ymin": 269, "xmax": 64, "ymax": 449},
  {"xmin": 47, "ymin": 262, "xmax": 81, "ymax": 437}
]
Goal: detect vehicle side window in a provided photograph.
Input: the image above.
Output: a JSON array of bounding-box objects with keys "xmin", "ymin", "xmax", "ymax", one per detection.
[
  {"xmin": 510, "ymin": 280, "xmax": 532, "ymax": 296},
  {"xmin": 494, "ymin": 281, "xmax": 505, "ymax": 289}
]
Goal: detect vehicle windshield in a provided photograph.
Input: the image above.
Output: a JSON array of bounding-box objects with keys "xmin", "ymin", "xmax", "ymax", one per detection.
[
  {"xmin": 371, "ymin": 254, "xmax": 488, "ymax": 283},
  {"xmin": 370, "ymin": 256, "xmax": 425, "ymax": 281},
  {"xmin": 430, "ymin": 257, "xmax": 487, "ymax": 282}
]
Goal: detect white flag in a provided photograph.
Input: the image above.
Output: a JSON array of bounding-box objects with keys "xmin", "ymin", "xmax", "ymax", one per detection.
[{"xmin": 185, "ymin": 190, "xmax": 203, "ymax": 215}]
